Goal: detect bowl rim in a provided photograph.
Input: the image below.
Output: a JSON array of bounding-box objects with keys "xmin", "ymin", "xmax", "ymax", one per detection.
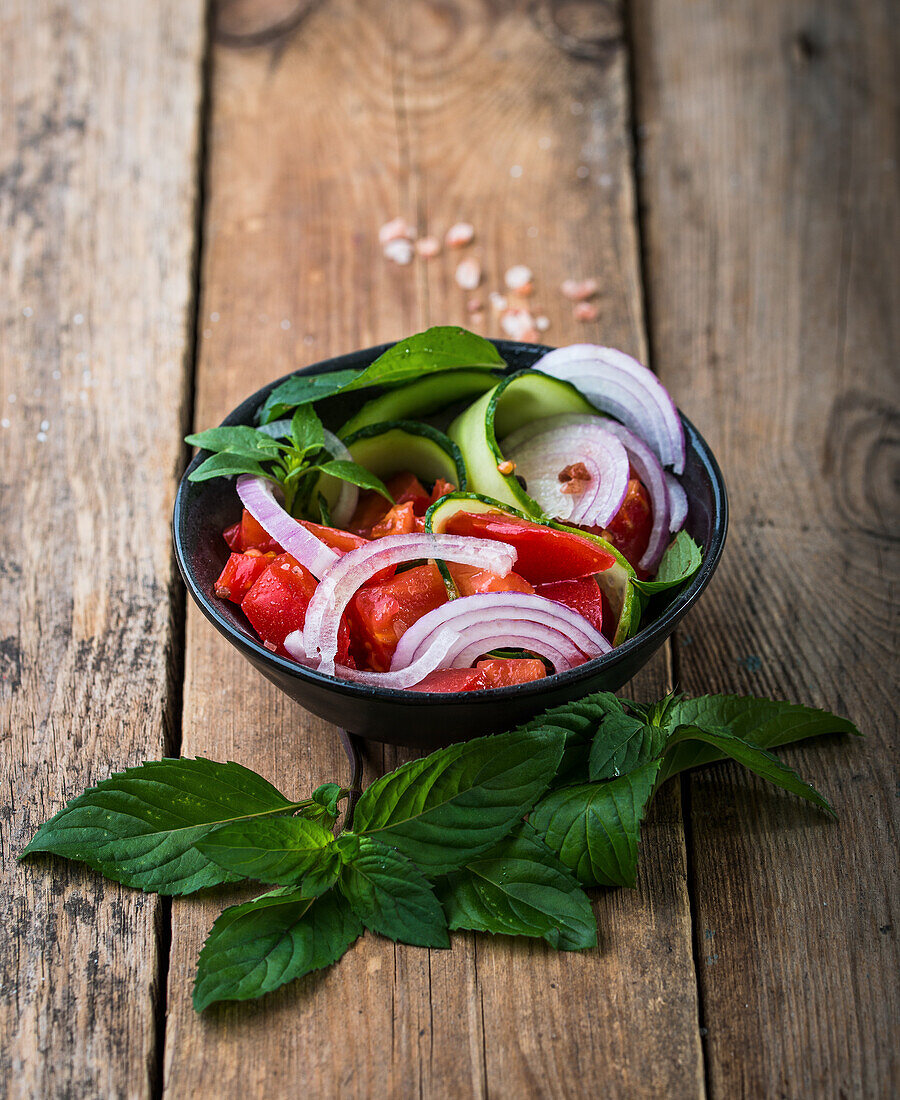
[{"xmin": 173, "ymin": 340, "xmax": 728, "ymax": 706}]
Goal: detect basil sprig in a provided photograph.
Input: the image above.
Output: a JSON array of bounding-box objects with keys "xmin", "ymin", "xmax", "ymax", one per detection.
[
  {"xmin": 186, "ymin": 404, "xmax": 391, "ymax": 516},
  {"xmin": 22, "ymin": 691, "xmax": 856, "ymax": 1011}
]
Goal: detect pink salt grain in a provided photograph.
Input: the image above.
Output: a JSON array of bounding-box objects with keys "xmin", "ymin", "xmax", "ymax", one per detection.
[
  {"xmin": 455, "ymin": 258, "xmax": 482, "ymax": 290},
  {"xmin": 445, "ymin": 222, "xmax": 475, "ymax": 249},
  {"xmin": 573, "ymin": 301, "xmax": 600, "ymax": 322},
  {"xmin": 500, "ymin": 307, "xmax": 539, "ymax": 342},
  {"xmin": 561, "ymin": 278, "xmax": 599, "ymax": 302},
  {"xmin": 384, "ymin": 239, "xmax": 414, "ymax": 265},
  {"xmin": 466, "ymin": 296, "xmax": 483, "ymax": 313},
  {"xmin": 379, "ymin": 217, "xmax": 412, "ymax": 245},
  {"xmin": 504, "ymin": 265, "xmax": 534, "ymax": 294},
  {"xmin": 416, "ymin": 235, "xmax": 441, "ymax": 258}
]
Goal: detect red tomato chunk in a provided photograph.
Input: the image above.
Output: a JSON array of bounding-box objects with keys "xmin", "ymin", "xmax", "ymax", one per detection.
[
  {"xmin": 442, "ymin": 511, "xmax": 614, "ymax": 584},
  {"xmin": 535, "ymin": 577, "xmax": 604, "ymax": 633},
  {"xmin": 214, "ymin": 550, "xmax": 275, "ymax": 603},
  {"xmin": 347, "ymin": 563, "xmax": 448, "ymax": 671},
  {"xmin": 413, "ymin": 658, "xmax": 546, "ymax": 693},
  {"xmin": 591, "ymin": 476, "xmax": 653, "ymax": 575}
]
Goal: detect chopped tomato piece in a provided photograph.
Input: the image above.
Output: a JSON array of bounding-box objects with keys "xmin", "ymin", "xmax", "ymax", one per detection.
[
  {"xmin": 241, "ymin": 553, "xmax": 353, "ymax": 663},
  {"xmin": 391, "ymin": 472, "xmax": 431, "ymax": 512},
  {"xmin": 214, "ymin": 550, "xmax": 275, "ymax": 603},
  {"xmin": 240, "ymin": 509, "xmax": 282, "ymax": 553},
  {"xmin": 476, "ymin": 657, "xmax": 546, "ymax": 687},
  {"xmin": 448, "ymin": 563, "xmax": 534, "ymax": 596},
  {"xmin": 410, "ymin": 667, "xmax": 485, "ymax": 693},
  {"xmin": 442, "ymin": 511, "xmax": 615, "ymax": 584},
  {"xmin": 590, "ymin": 477, "xmax": 653, "ymax": 575},
  {"xmin": 223, "ymin": 520, "xmax": 243, "ymax": 551},
  {"xmin": 412, "ymin": 657, "xmax": 546, "ymax": 693},
  {"xmin": 348, "ymin": 471, "xmax": 425, "ymax": 535},
  {"xmin": 535, "ymin": 577, "xmax": 604, "ymax": 633},
  {"xmin": 298, "ymin": 519, "xmax": 369, "ymax": 554},
  {"xmin": 347, "ymin": 562, "xmax": 448, "ymax": 671},
  {"xmin": 424, "ymin": 478, "xmax": 457, "ymax": 513},
  {"xmin": 369, "ymin": 500, "xmax": 422, "ymax": 538}
]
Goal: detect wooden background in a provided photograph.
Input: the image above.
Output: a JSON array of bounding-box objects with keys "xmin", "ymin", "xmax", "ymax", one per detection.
[{"xmin": 1, "ymin": 0, "xmax": 896, "ymax": 1096}]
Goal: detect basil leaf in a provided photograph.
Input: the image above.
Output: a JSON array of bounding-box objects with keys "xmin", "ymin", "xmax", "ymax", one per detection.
[
  {"xmin": 185, "ymin": 425, "xmax": 285, "ymax": 458},
  {"xmin": 352, "ymin": 729, "xmax": 566, "ymax": 874},
  {"xmin": 658, "ymin": 695, "xmax": 860, "ymax": 782},
  {"xmin": 588, "ymin": 712, "xmax": 667, "ymax": 781},
  {"xmin": 193, "ymin": 887, "xmax": 362, "ymax": 1012},
  {"xmin": 440, "ymin": 823, "xmax": 597, "ymax": 950},
  {"xmin": 337, "ymin": 836, "xmax": 449, "ymax": 948},
  {"xmin": 315, "ymin": 460, "xmax": 394, "ymax": 503},
  {"xmin": 311, "ymin": 783, "xmax": 347, "ymax": 822},
  {"xmin": 529, "ymin": 760, "xmax": 662, "ymax": 888},
  {"xmin": 340, "ymin": 326, "xmax": 507, "ymax": 393},
  {"xmin": 20, "ymin": 759, "xmax": 307, "ymax": 895},
  {"xmin": 291, "ymin": 404, "xmax": 325, "ymax": 457},
  {"xmin": 195, "ymin": 816, "xmax": 340, "ymax": 889},
  {"xmin": 517, "ymin": 692, "xmax": 628, "ymax": 785},
  {"xmin": 632, "ymin": 532, "xmax": 703, "ymax": 595},
  {"xmin": 258, "ymin": 368, "xmax": 363, "ymax": 423},
  {"xmin": 187, "ymin": 453, "xmax": 277, "ymax": 483},
  {"xmin": 665, "ymin": 725, "xmax": 835, "ymax": 816}
]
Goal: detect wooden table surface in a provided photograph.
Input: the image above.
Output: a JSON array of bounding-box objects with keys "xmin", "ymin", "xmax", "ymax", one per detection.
[{"xmin": 2, "ymin": 1, "xmax": 897, "ymax": 1096}]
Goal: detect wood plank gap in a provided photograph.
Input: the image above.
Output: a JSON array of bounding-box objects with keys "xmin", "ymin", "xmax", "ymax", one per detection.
[{"xmin": 150, "ymin": 6, "xmax": 216, "ymax": 1098}]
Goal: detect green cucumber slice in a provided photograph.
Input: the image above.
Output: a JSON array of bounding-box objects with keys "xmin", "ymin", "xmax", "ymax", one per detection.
[
  {"xmin": 424, "ymin": 490, "xmax": 637, "ymax": 644},
  {"xmin": 314, "ymin": 421, "xmax": 466, "ymax": 518},
  {"xmin": 337, "ymin": 369, "xmax": 500, "ymax": 439},
  {"xmin": 448, "ymin": 369, "xmax": 595, "ymax": 515}
]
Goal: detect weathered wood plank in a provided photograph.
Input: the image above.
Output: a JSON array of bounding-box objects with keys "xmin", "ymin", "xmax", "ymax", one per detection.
[
  {"xmin": 632, "ymin": 0, "xmax": 899, "ymax": 1094},
  {"xmin": 0, "ymin": 3, "xmax": 206, "ymax": 1096},
  {"xmin": 163, "ymin": 2, "xmax": 704, "ymax": 1096}
]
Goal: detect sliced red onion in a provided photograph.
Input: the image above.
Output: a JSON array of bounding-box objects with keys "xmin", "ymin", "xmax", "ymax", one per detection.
[
  {"xmin": 303, "ymin": 533, "xmax": 518, "ymax": 675},
  {"xmin": 665, "ymin": 473, "xmax": 688, "ymax": 533},
  {"xmin": 502, "ymin": 421, "xmax": 629, "ymax": 528},
  {"xmin": 236, "ymin": 475, "xmax": 339, "ymax": 578},
  {"xmin": 284, "ymin": 628, "xmax": 460, "ymax": 689},
  {"xmin": 532, "ymin": 345, "xmax": 686, "ymax": 474},
  {"xmin": 392, "ymin": 592, "xmax": 611, "ymax": 674},
  {"xmin": 320, "ymin": 430, "xmax": 358, "ymax": 527}
]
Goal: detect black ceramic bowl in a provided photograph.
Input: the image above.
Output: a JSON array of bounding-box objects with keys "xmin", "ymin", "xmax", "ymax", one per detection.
[{"xmin": 173, "ymin": 341, "xmax": 727, "ymax": 748}]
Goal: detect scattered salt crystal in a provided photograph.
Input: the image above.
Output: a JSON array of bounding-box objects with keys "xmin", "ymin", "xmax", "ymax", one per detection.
[
  {"xmin": 489, "ymin": 292, "xmax": 508, "ymax": 314},
  {"xmin": 203, "ymin": 328, "xmax": 212, "ymax": 338},
  {"xmin": 384, "ymin": 238, "xmax": 414, "ymax": 265},
  {"xmin": 538, "ymin": 136, "xmax": 552, "ymax": 151},
  {"xmin": 510, "ymin": 165, "xmax": 523, "ymax": 178},
  {"xmin": 445, "ymin": 222, "xmax": 475, "ymax": 249},
  {"xmin": 73, "ymin": 313, "xmax": 84, "ymax": 325},
  {"xmin": 82, "ymin": 369, "xmax": 92, "ymax": 383},
  {"xmin": 573, "ymin": 301, "xmax": 600, "ymax": 322},
  {"xmin": 470, "ymin": 311, "xmax": 485, "ymax": 324},
  {"xmin": 527, "ymin": 226, "xmax": 539, "ymax": 238},
  {"xmin": 40, "ymin": 420, "xmax": 49, "ymax": 431},
  {"xmin": 210, "ymin": 312, "xmax": 220, "ymax": 322},
  {"xmin": 1, "ymin": 419, "xmax": 9, "ymax": 428},
  {"xmin": 504, "ymin": 265, "xmax": 533, "ymax": 294},
  {"xmin": 576, "ymin": 165, "xmax": 590, "ymax": 179},
  {"xmin": 570, "ymin": 102, "xmax": 584, "ymax": 115},
  {"xmin": 500, "ymin": 308, "xmax": 538, "ymax": 342},
  {"xmin": 303, "ymin": 334, "xmax": 315, "ymax": 346},
  {"xmin": 415, "ymin": 235, "xmax": 441, "ymax": 259},
  {"xmin": 561, "ymin": 278, "xmax": 598, "ymax": 302},
  {"xmin": 33, "ymin": 387, "xmax": 41, "ymax": 397},
  {"xmin": 52, "ymin": 370, "xmax": 61, "ymax": 380},
  {"xmin": 466, "ymin": 296, "xmax": 483, "ymax": 314},
  {"xmin": 536, "ymin": 315, "xmax": 550, "ymax": 332},
  {"xmin": 36, "ymin": 432, "xmax": 47, "ymax": 442},
  {"xmin": 7, "ymin": 394, "xmax": 16, "ymax": 403},
  {"xmin": 280, "ymin": 319, "xmax": 291, "ymax": 330},
  {"xmin": 599, "ymin": 173, "xmax": 613, "ymax": 188},
  {"xmin": 379, "ymin": 217, "xmax": 412, "ymax": 245},
  {"xmin": 455, "ymin": 258, "xmax": 482, "ymax": 290},
  {"xmin": 22, "ymin": 307, "xmax": 33, "ymax": 318}
]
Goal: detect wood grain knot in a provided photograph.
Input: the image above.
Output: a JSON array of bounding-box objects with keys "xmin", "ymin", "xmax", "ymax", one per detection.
[
  {"xmin": 824, "ymin": 390, "xmax": 899, "ymax": 542},
  {"xmin": 529, "ymin": 0, "xmax": 622, "ymax": 63},
  {"xmin": 214, "ymin": 0, "xmax": 323, "ymax": 49}
]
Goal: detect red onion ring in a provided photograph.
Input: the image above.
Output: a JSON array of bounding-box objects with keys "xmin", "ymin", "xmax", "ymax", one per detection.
[
  {"xmin": 392, "ymin": 592, "xmax": 610, "ymax": 673},
  {"xmin": 502, "ymin": 422, "xmax": 629, "ymax": 528},
  {"xmin": 665, "ymin": 473, "xmax": 688, "ymax": 533},
  {"xmin": 284, "ymin": 629, "xmax": 460, "ymax": 689},
  {"xmin": 302, "ymin": 533, "xmax": 518, "ymax": 674},
  {"xmin": 533, "ymin": 345, "xmax": 686, "ymax": 474},
  {"xmin": 237, "ymin": 475, "xmax": 339, "ymax": 579}
]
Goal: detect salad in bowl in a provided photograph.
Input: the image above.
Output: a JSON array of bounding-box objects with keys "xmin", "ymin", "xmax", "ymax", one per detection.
[{"xmin": 179, "ymin": 327, "xmax": 721, "ymax": 704}]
